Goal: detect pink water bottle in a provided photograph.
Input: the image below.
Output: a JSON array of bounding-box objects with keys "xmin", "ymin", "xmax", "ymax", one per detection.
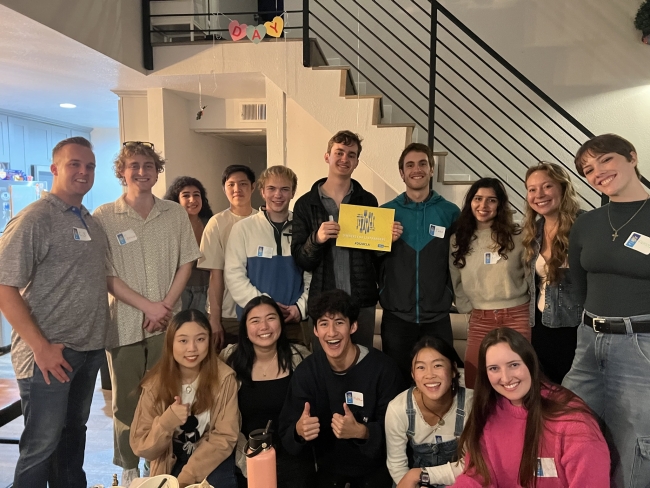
[{"xmin": 246, "ymin": 421, "xmax": 277, "ymax": 488}]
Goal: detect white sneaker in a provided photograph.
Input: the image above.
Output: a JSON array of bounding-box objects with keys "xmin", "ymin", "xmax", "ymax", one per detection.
[{"xmin": 121, "ymin": 467, "xmax": 140, "ymax": 487}]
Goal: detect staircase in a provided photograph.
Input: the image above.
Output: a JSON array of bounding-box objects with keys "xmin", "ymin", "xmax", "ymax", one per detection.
[{"xmin": 144, "ymin": 0, "xmax": 649, "ymax": 213}]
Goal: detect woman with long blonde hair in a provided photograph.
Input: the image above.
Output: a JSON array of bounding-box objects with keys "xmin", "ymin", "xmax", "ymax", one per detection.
[{"xmin": 522, "ymin": 162, "xmax": 582, "ymax": 384}]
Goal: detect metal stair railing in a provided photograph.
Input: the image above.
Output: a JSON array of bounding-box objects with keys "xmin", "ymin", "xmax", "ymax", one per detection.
[{"xmin": 143, "ymin": 0, "xmax": 650, "ymax": 211}]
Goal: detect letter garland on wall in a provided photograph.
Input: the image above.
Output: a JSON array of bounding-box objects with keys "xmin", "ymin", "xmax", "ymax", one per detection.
[{"xmin": 228, "ymin": 16, "xmax": 284, "ymax": 43}]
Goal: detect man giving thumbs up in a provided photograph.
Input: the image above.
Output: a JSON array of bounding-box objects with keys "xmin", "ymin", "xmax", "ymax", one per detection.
[{"xmin": 279, "ymin": 290, "xmax": 404, "ymax": 487}]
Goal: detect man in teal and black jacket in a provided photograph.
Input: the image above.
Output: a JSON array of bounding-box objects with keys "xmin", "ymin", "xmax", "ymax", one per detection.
[{"xmin": 379, "ymin": 143, "xmax": 460, "ymax": 382}]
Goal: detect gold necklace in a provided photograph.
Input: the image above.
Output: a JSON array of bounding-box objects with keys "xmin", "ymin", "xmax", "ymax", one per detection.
[
  {"xmin": 258, "ymin": 352, "xmax": 277, "ymax": 377},
  {"xmin": 607, "ymin": 196, "xmax": 649, "ymax": 241},
  {"xmin": 417, "ymin": 388, "xmax": 450, "ymax": 426}
]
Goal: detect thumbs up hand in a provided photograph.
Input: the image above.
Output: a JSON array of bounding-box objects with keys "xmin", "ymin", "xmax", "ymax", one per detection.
[
  {"xmin": 296, "ymin": 402, "xmax": 320, "ymax": 441},
  {"xmin": 170, "ymin": 395, "xmax": 190, "ymax": 424},
  {"xmin": 332, "ymin": 403, "xmax": 368, "ymax": 440}
]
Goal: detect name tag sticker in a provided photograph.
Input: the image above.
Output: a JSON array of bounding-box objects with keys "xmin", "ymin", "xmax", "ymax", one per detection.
[
  {"xmin": 345, "ymin": 391, "xmax": 364, "ymax": 407},
  {"xmin": 256, "ymin": 245, "xmax": 273, "ymax": 259},
  {"xmin": 73, "ymin": 227, "xmax": 91, "ymax": 241},
  {"xmin": 484, "ymin": 252, "xmax": 501, "ymax": 264},
  {"xmin": 536, "ymin": 458, "xmax": 558, "ymax": 477},
  {"xmin": 116, "ymin": 229, "xmax": 137, "ymax": 246},
  {"xmin": 435, "ymin": 435, "xmax": 443, "ymax": 444},
  {"xmin": 429, "ymin": 224, "xmax": 446, "ymax": 238},
  {"xmin": 624, "ymin": 232, "xmax": 650, "ymax": 255}
]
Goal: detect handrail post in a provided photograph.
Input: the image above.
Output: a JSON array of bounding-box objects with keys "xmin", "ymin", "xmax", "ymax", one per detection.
[
  {"xmin": 303, "ymin": 0, "xmax": 311, "ymax": 67},
  {"xmin": 427, "ymin": 1, "xmax": 438, "ymax": 150},
  {"xmin": 142, "ymin": 0, "xmax": 153, "ymax": 70}
]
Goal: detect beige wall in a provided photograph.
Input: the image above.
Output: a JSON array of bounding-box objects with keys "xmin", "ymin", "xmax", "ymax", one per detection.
[
  {"xmin": 1, "ymin": 0, "xmax": 145, "ymax": 73},
  {"xmin": 286, "ymin": 98, "xmax": 398, "ymax": 207},
  {"xmin": 117, "ymin": 88, "xmax": 266, "ymax": 211}
]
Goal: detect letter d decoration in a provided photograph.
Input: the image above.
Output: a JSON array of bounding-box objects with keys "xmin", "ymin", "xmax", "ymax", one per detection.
[{"xmin": 229, "ymin": 20, "xmax": 248, "ymax": 41}]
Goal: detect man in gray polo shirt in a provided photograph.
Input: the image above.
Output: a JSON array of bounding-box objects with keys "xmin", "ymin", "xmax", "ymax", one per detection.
[{"xmin": 0, "ymin": 137, "xmax": 109, "ymax": 488}]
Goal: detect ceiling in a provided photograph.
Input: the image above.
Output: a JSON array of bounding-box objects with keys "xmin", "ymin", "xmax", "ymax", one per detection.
[{"xmin": 0, "ymin": 4, "xmax": 266, "ymax": 129}]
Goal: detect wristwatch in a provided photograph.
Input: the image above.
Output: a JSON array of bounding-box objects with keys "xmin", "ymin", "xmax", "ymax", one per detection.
[{"xmin": 419, "ymin": 468, "xmax": 430, "ymax": 487}]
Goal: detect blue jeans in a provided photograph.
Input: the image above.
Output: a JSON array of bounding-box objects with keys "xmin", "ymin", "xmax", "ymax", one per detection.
[
  {"xmin": 14, "ymin": 348, "xmax": 104, "ymax": 488},
  {"xmin": 562, "ymin": 313, "xmax": 650, "ymax": 488}
]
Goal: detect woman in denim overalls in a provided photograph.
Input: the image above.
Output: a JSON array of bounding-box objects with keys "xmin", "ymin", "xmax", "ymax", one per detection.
[{"xmin": 386, "ymin": 337, "xmax": 473, "ymax": 487}]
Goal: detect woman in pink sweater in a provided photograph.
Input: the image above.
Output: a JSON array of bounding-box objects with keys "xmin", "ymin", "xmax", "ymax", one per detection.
[{"xmin": 453, "ymin": 327, "xmax": 609, "ymax": 487}]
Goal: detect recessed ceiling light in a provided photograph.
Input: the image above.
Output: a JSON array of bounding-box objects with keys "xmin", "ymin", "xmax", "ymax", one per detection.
[{"xmin": 59, "ymin": 103, "xmax": 76, "ymax": 109}]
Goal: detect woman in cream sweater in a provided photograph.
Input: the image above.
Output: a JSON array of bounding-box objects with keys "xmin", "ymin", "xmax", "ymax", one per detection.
[{"xmin": 449, "ymin": 178, "xmax": 529, "ymax": 388}]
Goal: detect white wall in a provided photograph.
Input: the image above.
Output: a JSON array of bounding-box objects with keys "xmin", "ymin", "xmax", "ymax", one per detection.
[
  {"xmin": 435, "ymin": 0, "xmax": 650, "ymax": 175},
  {"xmin": 89, "ymin": 127, "xmax": 123, "ymax": 211},
  {"xmin": 286, "ymin": 97, "xmax": 398, "ymax": 206},
  {"xmin": 0, "ymin": 0, "xmax": 145, "ymax": 73},
  {"xmin": 134, "ymin": 88, "xmax": 266, "ymax": 211}
]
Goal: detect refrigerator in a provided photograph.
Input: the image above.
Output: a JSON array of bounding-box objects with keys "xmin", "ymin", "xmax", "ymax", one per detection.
[{"xmin": 0, "ymin": 180, "xmax": 48, "ymax": 346}]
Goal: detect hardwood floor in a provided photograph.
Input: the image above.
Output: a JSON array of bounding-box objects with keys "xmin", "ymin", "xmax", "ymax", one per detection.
[{"xmin": 0, "ymin": 354, "xmax": 118, "ymax": 488}]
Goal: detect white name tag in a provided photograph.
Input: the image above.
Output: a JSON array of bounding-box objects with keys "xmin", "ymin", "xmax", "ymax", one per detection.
[
  {"xmin": 256, "ymin": 245, "xmax": 273, "ymax": 259},
  {"xmin": 429, "ymin": 224, "xmax": 446, "ymax": 238},
  {"xmin": 484, "ymin": 252, "xmax": 501, "ymax": 264},
  {"xmin": 536, "ymin": 458, "xmax": 558, "ymax": 477},
  {"xmin": 116, "ymin": 229, "xmax": 137, "ymax": 246},
  {"xmin": 624, "ymin": 232, "xmax": 650, "ymax": 255},
  {"xmin": 73, "ymin": 227, "xmax": 91, "ymax": 241},
  {"xmin": 345, "ymin": 391, "xmax": 364, "ymax": 407}
]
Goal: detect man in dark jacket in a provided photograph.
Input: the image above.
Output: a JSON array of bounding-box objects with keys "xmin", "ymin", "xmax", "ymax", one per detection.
[
  {"xmin": 291, "ymin": 130, "xmax": 380, "ymax": 348},
  {"xmin": 379, "ymin": 143, "xmax": 460, "ymax": 382},
  {"xmin": 279, "ymin": 289, "xmax": 403, "ymax": 486}
]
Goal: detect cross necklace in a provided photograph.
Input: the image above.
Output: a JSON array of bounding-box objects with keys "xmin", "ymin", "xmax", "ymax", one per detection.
[{"xmin": 607, "ymin": 196, "xmax": 649, "ymax": 241}]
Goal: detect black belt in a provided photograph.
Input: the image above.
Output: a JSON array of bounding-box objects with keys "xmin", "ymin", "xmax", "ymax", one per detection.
[{"xmin": 584, "ymin": 315, "xmax": 650, "ymax": 334}]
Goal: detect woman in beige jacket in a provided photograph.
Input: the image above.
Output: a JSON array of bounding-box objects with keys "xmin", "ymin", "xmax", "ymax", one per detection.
[{"xmin": 130, "ymin": 309, "xmax": 240, "ymax": 488}]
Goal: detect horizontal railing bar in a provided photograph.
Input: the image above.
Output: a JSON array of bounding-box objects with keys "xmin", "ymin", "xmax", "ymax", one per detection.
[
  {"xmin": 434, "ymin": 127, "xmax": 524, "ymax": 214},
  {"xmin": 436, "ymin": 40, "xmax": 583, "ymax": 163},
  {"xmin": 346, "ymin": 0, "xmax": 430, "ymax": 74},
  {"xmin": 310, "ymin": 10, "xmax": 428, "ymax": 119},
  {"xmin": 435, "ymin": 49, "xmax": 598, "ymax": 194},
  {"xmin": 151, "ymin": 27, "xmax": 302, "ymax": 34},
  {"xmin": 436, "ymin": 23, "xmax": 585, "ymax": 149},
  {"xmin": 309, "ymin": 26, "xmax": 429, "ymax": 132},
  {"xmin": 387, "ymin": 0, "xmax": 430, "ymax": 49},
  {"xmin": 435, "ymin": 104, "xmax": 528, "ymax": 201},
  {"xmin": 433, "ymin": 137, "xmax": 483, "ymax": 179},
  {"xmin": 323, "ymin": 0, "xmax": 429, "ymax": 95},
  {"xmin": 433, "ymin": 1, "xmax": 594, "ymax": 139},
  {"xmin": 150, "ymin": 9, "xmax": 301, "ymax": 18}
]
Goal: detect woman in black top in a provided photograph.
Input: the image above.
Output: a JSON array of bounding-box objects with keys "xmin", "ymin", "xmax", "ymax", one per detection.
[
  {"xmin": 564, "ymin": 134, "xmax": 650, "ymax": 488},
  {"xmin": 221, "ymin": 296, "xmax": 313, "ymax": 487}
]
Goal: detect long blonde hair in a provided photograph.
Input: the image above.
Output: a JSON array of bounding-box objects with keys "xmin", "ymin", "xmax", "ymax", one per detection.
[{"xmin": 522, "ymin": 162, "xmax": 580, "ymax": 284}]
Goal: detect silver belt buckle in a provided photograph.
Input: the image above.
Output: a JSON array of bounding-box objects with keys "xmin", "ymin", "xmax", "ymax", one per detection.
[{"xmin": 592, "ymin": 317, "xmax": 606, "ymax": 333}]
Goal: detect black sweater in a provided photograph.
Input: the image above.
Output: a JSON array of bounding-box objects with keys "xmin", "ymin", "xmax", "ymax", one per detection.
[
  {"xmin": 569, "ymin": 200, "xmax": 650, "ymax": 317},
  {"xmin": 278, "ymin": 348, "xmax": 403, "ymax": 477},
  {"xmin": 291, "ymin": 178, "xmax": 380, "ymax": 308}
]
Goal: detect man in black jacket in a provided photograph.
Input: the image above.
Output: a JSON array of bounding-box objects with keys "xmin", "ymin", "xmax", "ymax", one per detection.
[{"xmin": 291, "ymin": 130, "xmax": 380, "ymax": 348}]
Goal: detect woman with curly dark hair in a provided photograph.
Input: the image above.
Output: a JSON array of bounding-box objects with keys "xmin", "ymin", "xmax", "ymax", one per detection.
[
  {"xmin": 165, "ymin": 176, "xmax": 214, "ymax": 311},
  {"xmin": 449, "ymin": 178, "xmax": 530, "ymax": 388}
]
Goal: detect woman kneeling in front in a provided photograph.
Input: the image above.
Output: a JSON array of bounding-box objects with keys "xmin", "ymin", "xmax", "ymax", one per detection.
[
  {"xmin": 385, "ymin": 336, "xmax": 473, "ymax": 487},
  {"xmin": 130, "ymin": 309, "xmax": 239, "ymax": 488},
  {"xmin": 453, "ymin": 327, "xmax": 609, "ymax": 488}
]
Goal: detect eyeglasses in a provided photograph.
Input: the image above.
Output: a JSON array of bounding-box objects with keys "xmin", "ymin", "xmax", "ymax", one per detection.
[{"xmin": 123, "ymin": 141, "xmax": 155, "ymax": 150}]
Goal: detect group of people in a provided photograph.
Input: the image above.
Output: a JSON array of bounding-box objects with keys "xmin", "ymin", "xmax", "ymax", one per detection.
[{"xmin": 0, "ymin": 129, "xmax": 647, "ymax": 488}]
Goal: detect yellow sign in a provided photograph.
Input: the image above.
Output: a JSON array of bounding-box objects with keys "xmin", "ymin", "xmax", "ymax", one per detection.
[{"xmin": 336, "ymin": 204, "xmax": 395, "ymax": 251}]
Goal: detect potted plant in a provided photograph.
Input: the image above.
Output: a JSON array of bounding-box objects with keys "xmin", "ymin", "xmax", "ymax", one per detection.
[{"xmin": 634, "ymin": 0, "xmax": 650, "ymax": 43}]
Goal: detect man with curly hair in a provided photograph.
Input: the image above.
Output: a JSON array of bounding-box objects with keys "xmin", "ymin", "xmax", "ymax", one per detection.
[{"xmin": 93, "ymin": 142, "xmax": 201, "ymax": 486}]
